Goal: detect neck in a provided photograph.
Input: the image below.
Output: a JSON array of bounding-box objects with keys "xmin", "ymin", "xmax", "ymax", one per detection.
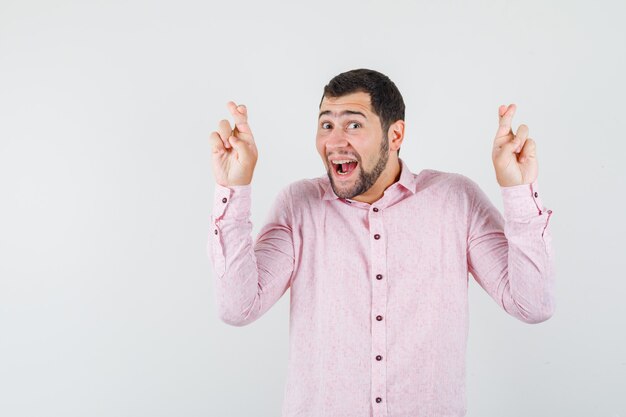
[{"xmin": 352, "ymin": 157, "xmax": 402, "ymax": 204}]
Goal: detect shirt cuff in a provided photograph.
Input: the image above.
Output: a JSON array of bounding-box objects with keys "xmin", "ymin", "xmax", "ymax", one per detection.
[
  {"xmin": 212, "ymin": 183, "xmax": 252, "ymax": 221},
  {"xmin": 500, "ymin": 179, "xmax": 550, "ymax": 220}
]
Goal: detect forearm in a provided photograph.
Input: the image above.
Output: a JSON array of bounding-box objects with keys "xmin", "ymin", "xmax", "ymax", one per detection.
[
  {"xmin": 209, "ymin": 184, "xmax": 258, "ymax": 325},
  {"xmin": 209, "ymin": 184, "xmax": 294, "ymax": 326},
  {"xmin": 499, "ymin": 181, "xmax": 555, "ymax": 323},
  {"xmin": 467, "ymin": 179, "xmax": 556, "ymax": 324}
]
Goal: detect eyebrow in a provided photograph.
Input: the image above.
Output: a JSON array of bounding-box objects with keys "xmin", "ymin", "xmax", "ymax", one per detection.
[{"xmin": 318, "ymin": 110, "xmax": 367, "ymax": 120}]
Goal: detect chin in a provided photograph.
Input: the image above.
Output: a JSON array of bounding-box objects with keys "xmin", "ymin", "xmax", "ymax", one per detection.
[{"xmin": 328, "ymin": 167, "xmax": 363, "ymax": 199}]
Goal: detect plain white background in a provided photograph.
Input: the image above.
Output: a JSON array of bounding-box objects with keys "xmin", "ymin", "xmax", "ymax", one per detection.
[{"xmin": 1, "ymin": 0, "xmax": 625, "ymax": 416}]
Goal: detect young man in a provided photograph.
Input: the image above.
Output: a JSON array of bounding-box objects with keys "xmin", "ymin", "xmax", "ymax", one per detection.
[{"xmin": 208, "ymin": 69, "xmax": 555, "ymax": 417}]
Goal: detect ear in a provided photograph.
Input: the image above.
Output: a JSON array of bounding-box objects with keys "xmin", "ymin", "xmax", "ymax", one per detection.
[{"xmin": 387, "ymin": 120, "xmax": 405, "ymax": 152}]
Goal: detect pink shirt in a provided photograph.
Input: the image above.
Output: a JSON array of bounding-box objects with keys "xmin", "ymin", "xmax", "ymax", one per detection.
[{"xmin": 208, "ymin": 158, "xmax": 555, "ymax": 417}]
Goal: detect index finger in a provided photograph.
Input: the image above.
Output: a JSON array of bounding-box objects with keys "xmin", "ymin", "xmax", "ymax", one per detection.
[
  {"xmin": 227, "ymin": 101, "xmax": 251, "ymax": 134},
  {"xmin": 496, "ymin": 103, "xmax": 516, "ymax": 138}
]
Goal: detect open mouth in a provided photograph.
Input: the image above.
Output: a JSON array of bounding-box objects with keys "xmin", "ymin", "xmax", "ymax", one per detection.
[{"xmin": 331, "ymin": 159, "xmax": 358, "ymax": 177}]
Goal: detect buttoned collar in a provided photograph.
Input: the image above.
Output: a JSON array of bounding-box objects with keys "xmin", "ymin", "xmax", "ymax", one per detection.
[{"xmin": 321, "ymin": 158, "xmax": 419, "ymax": 203}]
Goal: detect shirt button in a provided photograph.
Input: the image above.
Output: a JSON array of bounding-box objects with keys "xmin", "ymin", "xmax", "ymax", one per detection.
[
  {"xmin": 376, "ymin": 397, "xmax": 382, "ymax": 403},
  {"xmin": 534, "ymin": 191, "xmax": 539, "ymax": 198},
  {"xmin": 214, "ymin": 229, "xmax": 218, "ymax": 235},
  {"xmin": 376, "ymin": 274, "xmax": 383, "ymax": 280},
  {"xmin": 376, "ymin": 315, "xmax": 383, "ymax": 321},
  {"xmin": 374, "ymin": 234, "xmax": 380, "ymax": 240},
  {"xmin": 376, "ymin": 355, "xmax": 382, "ymax": 361},
  {"xmin": 222, "ymin": 197, "xmax": 228, "ymax": 203},
  {"xmin": 373, "ymin": 207, "xmax": 379, "ymax": 212}
]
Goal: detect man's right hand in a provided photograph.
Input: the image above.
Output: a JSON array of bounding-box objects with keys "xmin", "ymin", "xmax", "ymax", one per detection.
[{"xmin": 209, "ymin": 101, "xmax": 258, "ymax": 186}]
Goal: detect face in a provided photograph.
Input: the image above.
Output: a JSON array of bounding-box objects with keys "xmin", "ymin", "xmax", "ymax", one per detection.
[{"xmin": 316, "ymin": 92, "xmax": 390, "ymax": 200}]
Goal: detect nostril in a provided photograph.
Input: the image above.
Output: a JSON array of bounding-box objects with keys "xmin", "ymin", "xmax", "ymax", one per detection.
[{"xmin": 326, "ymin": 136, "xmax": 349, "ymax": 147}]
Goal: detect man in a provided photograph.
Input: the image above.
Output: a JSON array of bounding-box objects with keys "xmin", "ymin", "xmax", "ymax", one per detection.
[{"xmin": 208, "ymin": 69, "xmax": 555, "ymax": 417}]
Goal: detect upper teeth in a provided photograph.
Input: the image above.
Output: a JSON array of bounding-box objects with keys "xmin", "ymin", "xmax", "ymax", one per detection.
[{"xmin": 332, "ymin": 160, "xmax": 357, "ymax": 164}]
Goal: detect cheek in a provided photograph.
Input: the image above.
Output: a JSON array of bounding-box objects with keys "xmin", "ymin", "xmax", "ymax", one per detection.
[
  {"xmin": 359, "ymin": 142, "xmax": 380, "ymax": 167},
  {"xmin": 315, "ymin": 137, "xmax": 327, "ymax": 164},
  {"xmin": 315, "ymin": 135, "xmax": 326, "ymax": 154}
]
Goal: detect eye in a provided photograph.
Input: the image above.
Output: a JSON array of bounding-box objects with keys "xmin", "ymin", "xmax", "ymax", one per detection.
[
  {"xmin": 321, "ymin": 122, "xmax": 332, "ymax": 129},
  {"xmin": 347, "ymin": 122, "xmax": 361, "ymax": 129}
]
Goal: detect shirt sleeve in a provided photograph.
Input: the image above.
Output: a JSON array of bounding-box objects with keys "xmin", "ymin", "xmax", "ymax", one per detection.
[
  {"xmin": 208, "ymin": 183, "xmax": 295, "ymax": 326},
  {"xmin": 466, "ymin": 178, "xmax": 555, "ymax": 324}
]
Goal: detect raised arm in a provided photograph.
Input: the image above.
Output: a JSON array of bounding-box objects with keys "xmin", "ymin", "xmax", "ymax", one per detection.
[
  {"xmin": 208, "ymin": 102, "xmax": 295, "ymax": 326},
  {"xmin": 467, "ymin": 104, "xmax": 555, "ymax": 324}
]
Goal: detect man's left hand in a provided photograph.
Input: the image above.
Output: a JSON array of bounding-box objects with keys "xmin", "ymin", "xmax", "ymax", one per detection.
[{"xmin": 492, "ymin": 104, "xmax": 538, "ymax": 187}]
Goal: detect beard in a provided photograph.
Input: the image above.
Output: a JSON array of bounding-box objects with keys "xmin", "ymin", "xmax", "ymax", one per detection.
[{"xmin": 327, "ymin": 136, "xmax": 390, "ymax": 200}]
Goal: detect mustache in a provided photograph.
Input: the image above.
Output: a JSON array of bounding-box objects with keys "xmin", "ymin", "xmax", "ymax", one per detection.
[{"xmin": 327, "ymin": 153, "xmax": 361, "ymax": 163}]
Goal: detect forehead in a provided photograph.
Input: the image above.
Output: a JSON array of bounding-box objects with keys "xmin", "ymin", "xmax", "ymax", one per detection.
[{"xmin": 319, "ymin": 91, "xmax": 374, "ymax": 115}]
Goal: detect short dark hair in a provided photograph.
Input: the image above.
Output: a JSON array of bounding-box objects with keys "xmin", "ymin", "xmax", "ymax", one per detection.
[{"xmin": 320, "ymin": 68, "xmax": 405, "ymax": 155}]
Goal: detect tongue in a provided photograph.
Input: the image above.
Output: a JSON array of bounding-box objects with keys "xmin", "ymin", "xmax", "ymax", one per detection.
[{"xmin": 342, "ymin": 162, "xmax": 357, "ymax": 174}]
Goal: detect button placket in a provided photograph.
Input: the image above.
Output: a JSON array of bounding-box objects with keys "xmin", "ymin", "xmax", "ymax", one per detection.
[{"xmin": 369, "ymin": 211, "xmax": 388, "ymax": 416}]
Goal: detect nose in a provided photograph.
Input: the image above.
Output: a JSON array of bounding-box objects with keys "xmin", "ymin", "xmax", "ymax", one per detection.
[{"xmin": 325, "ymin": 128, "xmax": 350, "ymax": 150}]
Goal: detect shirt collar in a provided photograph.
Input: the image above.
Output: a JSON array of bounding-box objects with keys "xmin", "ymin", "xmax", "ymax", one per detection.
[{"xmin": 321, "ymin": 158, "xmax": 418, "ymax": 201}]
